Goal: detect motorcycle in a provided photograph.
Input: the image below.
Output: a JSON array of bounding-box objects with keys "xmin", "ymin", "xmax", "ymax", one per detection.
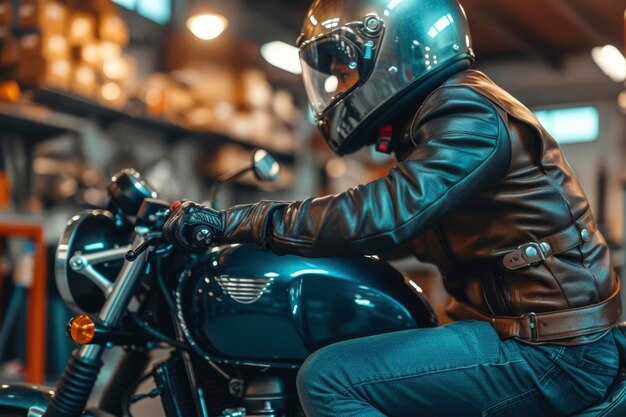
[{"xmin": 0, "ymin": 149, "xmax": 625, "ymax": 417}]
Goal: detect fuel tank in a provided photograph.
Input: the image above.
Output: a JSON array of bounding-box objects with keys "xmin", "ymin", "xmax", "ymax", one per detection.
[{"xmin": 177, "ymin": 244, "xmax": 436, "ymax": 368}]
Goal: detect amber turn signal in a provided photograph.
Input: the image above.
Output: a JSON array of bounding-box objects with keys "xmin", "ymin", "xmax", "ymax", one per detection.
[{"xmin": 68, "ymin": 315, "xmax": 96, "ymax": 345}]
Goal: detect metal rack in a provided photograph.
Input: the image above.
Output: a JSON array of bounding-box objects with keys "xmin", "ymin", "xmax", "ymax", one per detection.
[
  {"xmin": 0, "ymin": 216, "xmax": 47, "ymax": 385},
  {"xmin": 32, "ymin": 87, "xmax": 296, "ymax": 163}
]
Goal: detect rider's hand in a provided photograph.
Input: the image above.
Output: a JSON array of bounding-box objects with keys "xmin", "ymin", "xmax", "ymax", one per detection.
[{"xmin": 163, "ymin": 200, "xmax": 225, "ymax": 252}]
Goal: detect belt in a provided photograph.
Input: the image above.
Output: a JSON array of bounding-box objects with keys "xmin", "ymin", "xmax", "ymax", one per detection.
[
  {"xmin": 446, "ymin": 278, "xmax": 622, "ymax": 342},
  {"xmin": 501, "ymin": 209, "xmax": 596, "ymax": 270}
]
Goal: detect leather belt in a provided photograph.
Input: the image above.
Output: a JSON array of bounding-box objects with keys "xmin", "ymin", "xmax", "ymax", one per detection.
[
  {"xmin": 446, "ymin": 278, "xmax": 622, "ymax": 342},
  {"xmin": 501, "ymin": 209, "xmax": 596, "ymax": 270}
]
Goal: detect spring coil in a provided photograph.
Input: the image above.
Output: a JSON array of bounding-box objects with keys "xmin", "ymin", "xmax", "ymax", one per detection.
[{"xmin": 42, "ymin": 350, "xmax": 103, "ymax": 417}]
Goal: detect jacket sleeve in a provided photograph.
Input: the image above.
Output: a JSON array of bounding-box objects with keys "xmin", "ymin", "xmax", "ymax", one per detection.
[{"xmin": 223, "ymin": 86, "xmax": 511, "ymax": 257}]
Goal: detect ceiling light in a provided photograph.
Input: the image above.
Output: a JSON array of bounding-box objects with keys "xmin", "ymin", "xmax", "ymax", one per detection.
[
  {"xmin": 591, "ymin": 45, "xmax": 626, "ymax": 82},
  {"xmin": 187, "ymin": 13, "xmax": 228, "ymax": 40},
  {"xmin": 260, "ymin": 41, "xmax": 302, "ymax": 74}
]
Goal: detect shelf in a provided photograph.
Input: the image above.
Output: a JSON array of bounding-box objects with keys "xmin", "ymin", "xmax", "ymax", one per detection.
[
  {"xmin": 0, "ymin": 218, "xmax": 47, "ymax": 384},
  {"xmin": 0, "ymin": 101, "xmax": 82, "ymax": 142},
  {"xmin": 33, "ymin": 87, "xmax": 188, "ymax": 138},
  {"xmin": 32, "ymin": 87, "xmax": 295, "ymax": 162},
  {"xmin": 0, "ymin": 213, "xmax": 45, "ymax": 224}
]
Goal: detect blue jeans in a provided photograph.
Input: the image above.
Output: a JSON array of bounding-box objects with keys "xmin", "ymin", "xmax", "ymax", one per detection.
[{"xmin": 296, "ymin": 321, "xmax": 620, "ymax": 416}]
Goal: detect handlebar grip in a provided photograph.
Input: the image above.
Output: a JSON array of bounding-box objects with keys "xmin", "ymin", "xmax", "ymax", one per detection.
[{"xmin": 190, "ymin": 226, "xmax": 213, "ymax": 247}]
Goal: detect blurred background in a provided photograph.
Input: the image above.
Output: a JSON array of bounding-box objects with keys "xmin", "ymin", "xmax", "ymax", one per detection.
[{"xmin": 0, "ymin": 0, "xmax": 624, "ymax": 392}]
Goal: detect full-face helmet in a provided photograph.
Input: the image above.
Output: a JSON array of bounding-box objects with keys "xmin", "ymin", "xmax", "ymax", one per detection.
[{"xmin": 298, "ymin": 0, "xmax": 474, "ymax": 155}]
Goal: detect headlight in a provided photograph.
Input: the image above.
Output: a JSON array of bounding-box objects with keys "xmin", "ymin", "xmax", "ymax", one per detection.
[{"xmin": 55, "ymin": 209, "xmax": 133, "ymax": 314}]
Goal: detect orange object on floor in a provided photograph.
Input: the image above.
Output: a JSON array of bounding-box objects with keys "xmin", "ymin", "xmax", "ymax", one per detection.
[
  {"xmin": 0, "ymin": 221, "xmax": 47, "ymax": 384},
  {"xmin": 0, "ymin": 81, "xmax": 20, "ymax": 103}
]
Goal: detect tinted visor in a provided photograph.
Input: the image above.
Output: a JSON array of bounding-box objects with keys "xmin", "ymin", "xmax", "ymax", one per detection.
[{"xmin": 300, "ymin": 28, "xmax": 370, "ymax": 115}]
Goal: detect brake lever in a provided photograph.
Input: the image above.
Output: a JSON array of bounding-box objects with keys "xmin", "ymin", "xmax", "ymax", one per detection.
[{"xmin": 125, "ymin": 233, "xmax": 166, "ymax": 262}]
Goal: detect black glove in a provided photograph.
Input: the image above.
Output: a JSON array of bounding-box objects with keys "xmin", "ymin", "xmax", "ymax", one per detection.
[{"xmin": 163, "ymin": 200, "xmax": 225, "ymax": 252}]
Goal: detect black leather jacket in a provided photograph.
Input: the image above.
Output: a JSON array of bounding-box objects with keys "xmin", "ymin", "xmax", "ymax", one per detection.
[{"xmin": 222, "ymin": 69, "xmax": 620, "ymax": 338}]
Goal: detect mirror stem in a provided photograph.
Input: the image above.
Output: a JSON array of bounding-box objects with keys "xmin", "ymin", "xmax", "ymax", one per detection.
[{"xmin": 209, "ymin": 166, "xmax": 253, "ymax": 209}]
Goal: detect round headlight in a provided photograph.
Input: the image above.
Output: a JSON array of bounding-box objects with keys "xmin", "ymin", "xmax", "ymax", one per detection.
[{"xmin": 55, "ymin": 209, "xmax": 133, "ymax": 314}]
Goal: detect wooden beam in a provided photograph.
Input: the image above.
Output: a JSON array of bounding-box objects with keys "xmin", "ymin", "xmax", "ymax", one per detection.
[
  {"xmin": 470, "ymin": 8, "xmax": 564, "ymax": 70},
  {"xmin": 244, "ymin": 0, "xmax": 305, "ymax": 35},
  {"xmin": 544, "ymin": 0, "xmax": 609, "ymax": 46}
]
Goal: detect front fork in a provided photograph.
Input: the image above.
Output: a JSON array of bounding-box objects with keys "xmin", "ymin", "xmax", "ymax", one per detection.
[
  {"xmin": 42, "ymin": 231, "xmax": 151, "ymax": 417},
  {"xmin": 99, "ymin": 347, "xmax": 152, "ymax": 416}
]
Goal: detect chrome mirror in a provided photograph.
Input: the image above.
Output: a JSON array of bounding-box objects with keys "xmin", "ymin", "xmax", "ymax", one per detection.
[{"xmin": 252, "ymin": 149, "xmax": 280, "ymax": 182}]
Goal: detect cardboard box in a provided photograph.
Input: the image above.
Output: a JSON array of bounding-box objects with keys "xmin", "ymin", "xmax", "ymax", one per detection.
[
  {"xmin": 241, "ymin": 69, "xmax": 273, "ymax": 110},
  {"xmin": 17, "ymin": 33, "xmax": 42, "ymax": 59},
  {"xmin": 97, "ymin": 80, "xmax": 127, "ymax": 109},
  {"xmin": 97, "ymin": 41, "xmax": 121, "ymax": 61},
  {"xmin": 162, "ymin": 85, "xmax": 194, "ymax": 122},
  {"xmin": 17, "ymin": 32, "xmax": 69, "ymax": 60},
  {"xmin": 43, "ymin": 33, "xmax": 69, "ymax": 58},
  {"xmin": 18, "ymin": 1, "xmax": 66, "ymax": 32},
  {"xmin": 67, "ymin": 12, "xmax": 95, "ymax": 45},
  {"xmin": 0, "ymin": 35, "xmax": 18, "ymax": 68},
  {"xmin": 46, "ymin": 57, "xmax": 72, "ymax": 89},
  {"xmin": 80, "ymin": 43, "xmax": 97, "ymax": 65},
  {"xmin": 16, "ymin": 57, "xmax": 46, "ymax": 86},
  {"xmin": 99, "ymin": 13, "xmax": 128, "ymax": 46},
  {"xmin": 71, "ymin": 64, "xmax": 97, "ymax": 97},
  {"xmin": 0, "ymin": 2, "xmax": 12, "ymax": 27},
  {"xmin": 15, "ymin": 56, "xmax": 72, "ymax": 89},
  {"xmin": 101, "ymin": 54, "xmax": 133, "ymax": 81}
]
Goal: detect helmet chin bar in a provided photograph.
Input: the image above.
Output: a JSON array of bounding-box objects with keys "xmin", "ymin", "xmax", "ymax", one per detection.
[{"xmin": 321, "ymin": 56, "xmax": 474, "ymax": 156}]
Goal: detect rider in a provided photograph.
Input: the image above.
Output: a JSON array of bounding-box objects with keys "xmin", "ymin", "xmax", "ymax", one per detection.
[{"xmin": 163, "ymin": 0, "xmax": 622, "ymax": 415}]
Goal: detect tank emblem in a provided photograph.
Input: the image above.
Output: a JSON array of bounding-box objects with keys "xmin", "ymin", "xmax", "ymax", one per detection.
[{"xmin": 215, "ymin": 276, "xmax": 275, "ymax": 304}]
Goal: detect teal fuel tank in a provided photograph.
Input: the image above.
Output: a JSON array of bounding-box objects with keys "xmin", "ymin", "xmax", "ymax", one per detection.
[{"xmin": 176, "ymin": 244, "xmax": 437, "ymax": 368}]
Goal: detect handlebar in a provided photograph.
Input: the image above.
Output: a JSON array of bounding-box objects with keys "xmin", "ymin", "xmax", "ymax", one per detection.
[
  {"xmin": 121, "ymin": 195, "xmax": 217, "ymax": 261},
  {"xmin": 125, "ymin": 233, "xmax": 169, "ymax": 262}
]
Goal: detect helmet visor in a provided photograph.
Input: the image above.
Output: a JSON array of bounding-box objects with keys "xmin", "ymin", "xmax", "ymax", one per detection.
[{"xmin": 300, "ymin": 29, "xmax": 366, "ymax": 115}]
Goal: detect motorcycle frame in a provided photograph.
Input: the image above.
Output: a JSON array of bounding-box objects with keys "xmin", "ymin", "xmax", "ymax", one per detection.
[{"xmin": 11, "ymin": 211, "xmax": 436, "ymax": 417}]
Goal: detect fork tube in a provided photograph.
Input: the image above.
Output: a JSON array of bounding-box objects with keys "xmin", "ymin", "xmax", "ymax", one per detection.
[{"xmin": 43, "ymin": 230, "xmax": 150, "ymax": 416}]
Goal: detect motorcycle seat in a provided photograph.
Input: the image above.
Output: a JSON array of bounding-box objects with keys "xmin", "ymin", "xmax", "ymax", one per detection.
[{"xmin": 571, "ymin": 323, "xmax": 626, "ymax": 417}]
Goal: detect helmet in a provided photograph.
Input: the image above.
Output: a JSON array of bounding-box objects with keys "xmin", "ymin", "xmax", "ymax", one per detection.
[{"xmin": 298, "ymin": 0, "xmax": 474, "ymax": 155}]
